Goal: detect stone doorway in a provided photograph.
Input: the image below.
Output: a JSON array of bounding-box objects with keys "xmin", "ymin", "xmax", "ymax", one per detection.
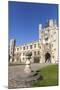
[
  {"xmin": 45, "ymin": 52, "xmax": 51, "ymax": 63},
  {"xmin": 34, "ymin": 57, "xmax": 40, "ymax": 63}
]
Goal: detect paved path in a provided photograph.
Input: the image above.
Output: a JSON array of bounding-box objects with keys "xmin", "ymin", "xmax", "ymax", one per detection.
[
  {"xmin": 8, "ymin": 63, "xmax": 52, "ymax": 78},
  {"xmin": 8, "ymin": 63, "xmax": 53, "ymax": 88}
]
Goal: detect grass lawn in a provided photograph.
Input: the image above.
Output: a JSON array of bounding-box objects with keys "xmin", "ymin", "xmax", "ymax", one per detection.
[{"xmin": 32, "ymin": 64, "xmax": 58, "ymax": 87}]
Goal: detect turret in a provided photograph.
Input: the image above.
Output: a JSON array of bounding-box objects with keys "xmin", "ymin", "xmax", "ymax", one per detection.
[
  {"xmin": 48, "ymin": 19, "xmax": 53, "ymax": 27},
  {"xmin": 9, "ymin": 39, "xmax": 16, "ymax": 62},
  {"xmin": 39, "ymin": 24, "xmax": 42, "ymax": 41}
]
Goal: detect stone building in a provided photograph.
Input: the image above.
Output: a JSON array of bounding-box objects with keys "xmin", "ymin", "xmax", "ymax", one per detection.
[
  {"xmin": 9, "ymin": 39, "xmax": 16, "ymax": 62},
  {"xmin": 39, "ymin": 20, "xmax": 58, "ymax": 63},
  {"xmin": 9, "ymin": 19, "xmax": 58, "ymax": 64}
]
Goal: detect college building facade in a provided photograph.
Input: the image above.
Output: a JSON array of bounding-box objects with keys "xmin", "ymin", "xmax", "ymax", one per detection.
[{"xmin": 9, "ymin": 19, "xmax": 58, "ymax": 64}]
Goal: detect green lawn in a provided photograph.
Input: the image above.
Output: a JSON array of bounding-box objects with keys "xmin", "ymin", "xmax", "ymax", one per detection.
[{"xmin": 32, "ymin": 64, "xmax": 58, "ymax": 87}]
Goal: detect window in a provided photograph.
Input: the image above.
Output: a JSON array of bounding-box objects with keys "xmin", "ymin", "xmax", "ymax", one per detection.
[
  {"xmin": 17, "ymin": 48, "xmax": 19, "ymax": 51},
  {"xmin": 20, "ymin": 53, "xmax": 21, "ymax": 56},
  {"xmin": 48, "ymin": 29, "xmax": 49, "ymax": 32},
  {"xmin": 20, "ymin": 58, "xmax": 21, "ymax": 62},
  {"xmin": 34, "ymin": 44, "xmax": 36, "ymax": 48},
  {"xmin": 54, "ymin": 49, "xmax": 56, "ymax": 51},
  {"xmin": 46, "ymin": 43, "xmax": 48, "ymax": 45},
  {"xmin": 23, "ymin": 46, "xmax": 25, "ymax": 50},
  {"xmin": 17, "ymin": 53, "xmax": 19, "ymax": 56},
  {"xmin": 23, "ymin": 58, "xmax": 24, "ymax": 60},
  {"xmin": 52, "ymin": 44, "xmax": 53, "ymax": 47},
  {"xmin": 11, "ymin": 52, "xmax": 12, "ymax": 55},
  {"xmin": 23, "ymin": 53, "xmax": 25, "ymax": 56},
  {"xmin": 30, "ymin": 45, "xmax": 32, "ymax": 49},
  {"xmin": 34, "ymin": 51, "xmax": 36, "ymax": 55},
  {"xmin": 53, "ymin": 56, "xmax": 54, "ymax": 58},
  {"xmin": 27, "ymin": 46, "xmax": 28, "ymax": 49},
  {"xmin": 45, "ymin": 37, "xmax": 48, "ymax": 41},
  {"xmin": 54, "ymin": 31, "xmax": 56, "ymax": 34},
  {"xmin": 54, "ymin": 40, "xmax": 56, "ymax": 42},
  {"xmin": 51, "ymin": 35, "xmax": 52, "ymax": 37},
  {"xmin": 38, "ymin": 51, "xmax": 40, "ymax": 55},
  {"xmin": 40, "ymin": 46, "xmax": 41, "ymax": 49},
  {"xmin": 45, "ymin": 33, "xmax": 48, "ymax": 36}
]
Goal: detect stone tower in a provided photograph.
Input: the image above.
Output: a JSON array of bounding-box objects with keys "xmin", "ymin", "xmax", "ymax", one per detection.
[
  {"xmin": 39, "ymin": 19, "xmax": 58, "ymax": 63},
  {"xmin": 9, "ymin": 39, "xmax": 16, "ymax": 63}
]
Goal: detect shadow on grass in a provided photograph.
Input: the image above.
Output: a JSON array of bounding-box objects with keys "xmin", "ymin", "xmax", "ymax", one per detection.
[
  {"xmin": 39, "ymin": 75, "xmax": 43, "ymax": 80},
  {"xmin": 36, "ymin": 70, "xmax": 43, "ymax": 81}
]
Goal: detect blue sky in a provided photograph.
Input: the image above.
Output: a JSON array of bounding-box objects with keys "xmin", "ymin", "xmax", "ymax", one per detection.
[{"xmin": 9, "ymin": 1, "xmax": 58, "ymax": 46}]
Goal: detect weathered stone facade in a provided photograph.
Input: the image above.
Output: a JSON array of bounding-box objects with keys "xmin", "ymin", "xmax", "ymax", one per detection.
[{"xmin": 9, "ymin": 19, "xmax": 58, "ymax": 64}]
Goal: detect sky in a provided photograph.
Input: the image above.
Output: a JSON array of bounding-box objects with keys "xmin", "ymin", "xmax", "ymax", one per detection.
[{"xmin": 9, "ymin": 1, "xmax": 58, "ymax": 46}]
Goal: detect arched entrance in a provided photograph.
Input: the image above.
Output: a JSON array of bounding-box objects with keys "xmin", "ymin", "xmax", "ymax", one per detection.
[{"xmin": 45, "ymin": 52, "xmax": 51, "ymax": 63}]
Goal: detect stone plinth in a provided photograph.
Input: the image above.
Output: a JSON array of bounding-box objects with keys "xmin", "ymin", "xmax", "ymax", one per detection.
[
  {"xmin": 24, "ymin": 52, "xmax": 32, "ymax": 74},
  {"xmin": 24, "ymin": 59, "xmax": 31, "ymax": 73}
]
